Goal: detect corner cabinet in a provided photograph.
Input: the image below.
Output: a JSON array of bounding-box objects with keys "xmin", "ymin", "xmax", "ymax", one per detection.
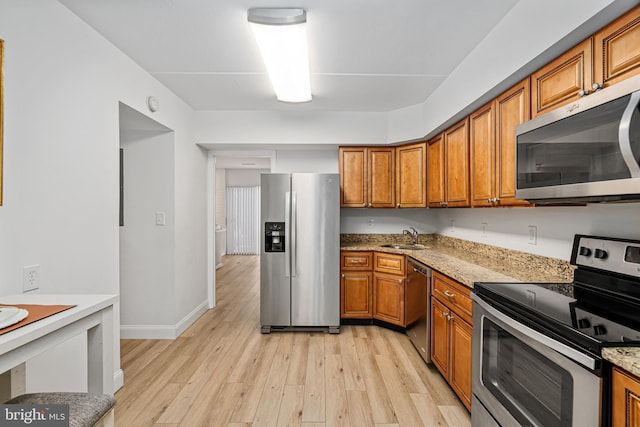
[
  {"xmin": 612, "ymin": 366, "xmax": 640, "ymax": 427},
  {"xmin": 340, "ymin": 251, "xmax": 423, "ymax": 328},
  {"xmin": 430, "ymin": 271, "xmax": 473, "ymax": 410}
]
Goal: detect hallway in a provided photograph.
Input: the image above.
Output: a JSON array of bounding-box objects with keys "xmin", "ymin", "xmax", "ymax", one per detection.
[{"xmin": 115, "ymin": 255, "xmax": 470, "ymax": 426}]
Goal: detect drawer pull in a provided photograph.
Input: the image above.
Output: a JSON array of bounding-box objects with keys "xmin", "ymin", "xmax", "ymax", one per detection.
[{"xmin": 443, "ymin": 290, "xmax": 456, "ymax": 298}]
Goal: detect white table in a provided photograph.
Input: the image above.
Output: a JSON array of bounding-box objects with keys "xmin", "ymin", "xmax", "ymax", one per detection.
[{"xmin": 0, "ymin": 294, "xmax": 118, "ymax": 399}]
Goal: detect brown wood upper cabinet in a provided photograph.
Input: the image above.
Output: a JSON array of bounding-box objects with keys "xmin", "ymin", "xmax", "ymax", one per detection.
[
  {"xmin": 531, "ymin": 38, "xmax": 593, "ymax": 117},
  {"xmin": 531, "ymin": 5, "xmax": 640, "ymax": 117},
  {"xmin": 594, "ymin": 6, "xmax": 640, "ymax": 89},
  {"xmin": 339, "ymin": 143, "xmax": 427, "ymax": 208},
  {"xmin": 396, "ymin": 142, "xmax": 427, "ymax": 207},
  {"xmin": 427, "ymin": 119, "xmax": 470, "ymax": 207},
  {"xmin": 339, "ymin": 146, "xmax": 395, "ymax": 208},
  {"xmin": 471, "ymin": 79, "xmax": 531, "ymax": 207}
]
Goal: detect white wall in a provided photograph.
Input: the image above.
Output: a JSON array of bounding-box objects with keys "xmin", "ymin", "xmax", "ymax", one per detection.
[
  {"xmin": 226, "ymin": 169, "xmax": 269, "ymax": 187},
  {"xmin": 340, "ymin": 203, "xmax": 640, "ymax": 261},
  {"xmin": 120, "ymin": 129, "xmax": 175, "ymax": 329},
  {"xmin": 194, "ymin": 111, "xmax": 388, "ymax": 146},
  {"xmin": 388, "ymin": 0, "xmax": 634, "ymax": 141},
  {"xmin": 273, "ymin": 149, "xmax": 339, "ymax": 173},
  {"xmin": 341, "ymin": 209, "xmax": 437, "ymax": 235},
  {"xmin": 215, "ymin": 168, "xmax": 226, "ymax": 227},
  {"xmin": 0, "ymin": 0, "xmax": 206, "ymax": 392},
  {"xmin": 431, "ymin": 203, "xmax": 640, "ymax": 260}
]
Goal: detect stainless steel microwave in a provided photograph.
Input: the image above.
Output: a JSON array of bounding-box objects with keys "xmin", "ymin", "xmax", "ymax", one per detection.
[{"xmin": 515, "ymin": 73, "xmax": 640, "ymax": 203}]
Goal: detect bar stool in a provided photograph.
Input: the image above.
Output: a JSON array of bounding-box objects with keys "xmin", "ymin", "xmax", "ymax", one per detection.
[{"xmin": 5, "ymin": 392, "xmax": 115, "ymax": 427}]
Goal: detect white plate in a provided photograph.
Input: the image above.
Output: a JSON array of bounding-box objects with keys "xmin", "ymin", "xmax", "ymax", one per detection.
[{"xmin": 0, "ymin": 306, "xmax": 29, "ymax": 329}]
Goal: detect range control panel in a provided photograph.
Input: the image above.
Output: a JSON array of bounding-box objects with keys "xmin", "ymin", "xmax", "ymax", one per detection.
[{"xmin": 572, "ymin": 235, "xmax": 640, "ymax": 278}]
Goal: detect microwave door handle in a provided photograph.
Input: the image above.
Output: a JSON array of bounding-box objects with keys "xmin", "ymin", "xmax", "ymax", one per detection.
[
  {"xmin": 619, "ymin": 91, "xmax": 640, "ymax": 178},
  {"xmin": 472, "ymin": 295, "xmax": 597, "ymax": 370}
]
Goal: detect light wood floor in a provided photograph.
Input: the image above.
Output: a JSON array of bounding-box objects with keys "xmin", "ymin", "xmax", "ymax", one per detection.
[{"xmin": 115, "ymin": 255, "xmax": 471, "ymax": 426}]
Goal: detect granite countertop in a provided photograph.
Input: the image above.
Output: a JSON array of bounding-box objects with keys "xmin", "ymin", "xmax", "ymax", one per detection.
[
  {"xmin": 603, "ymin": 348, "xmax": 640, "ymax": 377},
  {"xmin": 341, "ymin": 235, "xmax": 573, "ymax": 288}
]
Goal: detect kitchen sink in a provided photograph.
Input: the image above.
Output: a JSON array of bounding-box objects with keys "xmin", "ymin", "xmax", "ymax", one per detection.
[{"xmin": 379, "ymin": 243, "xmax": 429, "ymax": 250}]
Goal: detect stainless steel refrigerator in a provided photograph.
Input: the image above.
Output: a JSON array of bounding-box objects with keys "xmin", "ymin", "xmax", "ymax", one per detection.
[{"xmin": 260, "ymin": 173, "xmax": 340, "ymax": 334}]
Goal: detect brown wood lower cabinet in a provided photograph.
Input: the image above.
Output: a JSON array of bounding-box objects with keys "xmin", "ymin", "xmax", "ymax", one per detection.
[
  {"xmin": 341, "ymin": 271, "xmax": 373, "ymax": 318},
  {"xmin": 373, "ymin": 272, "xmax": 405, "ymax": 326},
  {"xmin": 430, "ymin": 271, "xmax": 473, "ymax": 411},
  {"xmin": 612, "ymin": 366, "xmax": 640, "ymax": 427}
]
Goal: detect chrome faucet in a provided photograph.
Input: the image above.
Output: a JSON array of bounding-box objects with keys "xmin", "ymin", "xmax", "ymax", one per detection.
[{"xmin": 402, "ymin": 227, "xmax": 419, "ymax": 245}]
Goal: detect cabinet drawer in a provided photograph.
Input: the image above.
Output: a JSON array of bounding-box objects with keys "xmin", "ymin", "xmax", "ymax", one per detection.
[
  {"xmin": 341, "ymin": 251, "xmax": 372, "ymax": 271},
  {"xmin": 432, "ymin": 271, "xmax": 472, "ymax": 323},
  {"xmin": 373, "ymin": 252, "xmax": 406, "ymax": 276}
]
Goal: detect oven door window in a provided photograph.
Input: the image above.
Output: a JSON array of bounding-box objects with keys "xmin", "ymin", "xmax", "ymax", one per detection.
[{"xmin": 482, "ymin": 318, "xmax": 574, "ymax": 426}]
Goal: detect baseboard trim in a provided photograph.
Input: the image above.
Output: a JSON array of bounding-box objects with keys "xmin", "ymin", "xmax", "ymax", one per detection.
[
  {"xmin": 113, "ymin": 369, "xmax": 124, "ymax": 392},
  {"xmin": 120, "ymin": 300, "xmax": 209, "ymax": 339}
]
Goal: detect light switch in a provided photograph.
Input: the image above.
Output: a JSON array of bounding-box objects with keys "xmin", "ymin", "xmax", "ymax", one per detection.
[{"xmin": 156, "ymin": 211, "xmax": 166, "ymax": 226}]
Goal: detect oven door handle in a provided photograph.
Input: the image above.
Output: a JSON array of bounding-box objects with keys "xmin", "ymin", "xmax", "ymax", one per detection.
[{"xmin": 472, "ymin": 294, "xmax": 597, "ymax": 370}]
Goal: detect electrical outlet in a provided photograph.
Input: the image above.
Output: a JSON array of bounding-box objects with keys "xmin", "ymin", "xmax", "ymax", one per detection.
[
  {"xmin": 450, "ymin": 219, "xmax": 455, "ymax": 233},
  {"xmin": 23, "ymin": 265, "xmax": 40, "ymax": 292},
  {"xmin": 528, "ymin": 225, "xmax": 537, "ymax": 245},
  {"xmin": 368, "ymin": 218, "xmax": 374, "ymax": 227},
  {"xmin": 482, "ymin": 222, "xmax": 488, "ymax": 238}
]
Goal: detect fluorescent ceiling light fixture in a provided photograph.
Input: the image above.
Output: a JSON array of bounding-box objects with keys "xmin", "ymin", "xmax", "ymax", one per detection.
[{"xmin": 248, "ymin": 8, "xmax": 311, "ymax": 103}]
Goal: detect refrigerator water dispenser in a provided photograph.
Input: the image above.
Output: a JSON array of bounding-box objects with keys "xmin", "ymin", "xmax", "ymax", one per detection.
[{"xmin": 265, "ymin": 222, "xmax": 285, "ymax": 252}]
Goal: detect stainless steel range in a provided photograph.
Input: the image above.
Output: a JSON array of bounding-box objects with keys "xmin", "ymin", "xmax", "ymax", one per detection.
[{"xmin": 471, "ymin": 234, "xmax": 640, "ymax": 427}]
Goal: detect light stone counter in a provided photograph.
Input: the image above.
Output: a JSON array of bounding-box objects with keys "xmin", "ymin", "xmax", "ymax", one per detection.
[
  {"xmin": 341, "ymin": 233, "xmax": 574, "ymax": 288},
  {"xmin": 603, "ymin": 348, "xmax": 640, "ymax": 377}
]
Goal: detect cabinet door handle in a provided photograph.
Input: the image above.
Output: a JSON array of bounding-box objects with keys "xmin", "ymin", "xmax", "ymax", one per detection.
[
  {"xmin": 395, "ymin": 278, "xmax": 404, "ymax": 284},
  {"xmin": 341, "ymin": 273, "xmax": 345, "ymax": 278},
  {"xmin": 592, "ymin": 82, "xmax": 603, "ymax": 91},
  {"xmin": 578, "ymin": 88, "xmax": 590, "ymax": 97},
  {"xmin": 397, "ymin": 203, "xmax": 400, "ymax": 208},
  {"xmin": 368, "ymin": 202, "xmax": 372, "ymax": 207},
  {"xmin": 443, "ymin": 290, "xmax": 456, "ymax": 298}
]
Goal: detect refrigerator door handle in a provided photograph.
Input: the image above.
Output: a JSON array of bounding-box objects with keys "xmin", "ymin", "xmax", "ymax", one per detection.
[
  {"xmin": 291, "ymin": 191, "xmax": 297, "ymax": 277},
  {"xmin": 285, "ymin": 191, "xmax": 291, "ymax": 278}
]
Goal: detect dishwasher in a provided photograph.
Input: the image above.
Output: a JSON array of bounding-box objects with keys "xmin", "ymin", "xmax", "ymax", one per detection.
[{"xmin": 406, "ymin": 258, "xmax": 431, "ymax": 363}]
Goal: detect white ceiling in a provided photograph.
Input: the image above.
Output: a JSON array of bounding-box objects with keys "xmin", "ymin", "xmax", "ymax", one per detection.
[{"xmin": 59, "ymin": 0, "xmax": 520, "ymax": 113}]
